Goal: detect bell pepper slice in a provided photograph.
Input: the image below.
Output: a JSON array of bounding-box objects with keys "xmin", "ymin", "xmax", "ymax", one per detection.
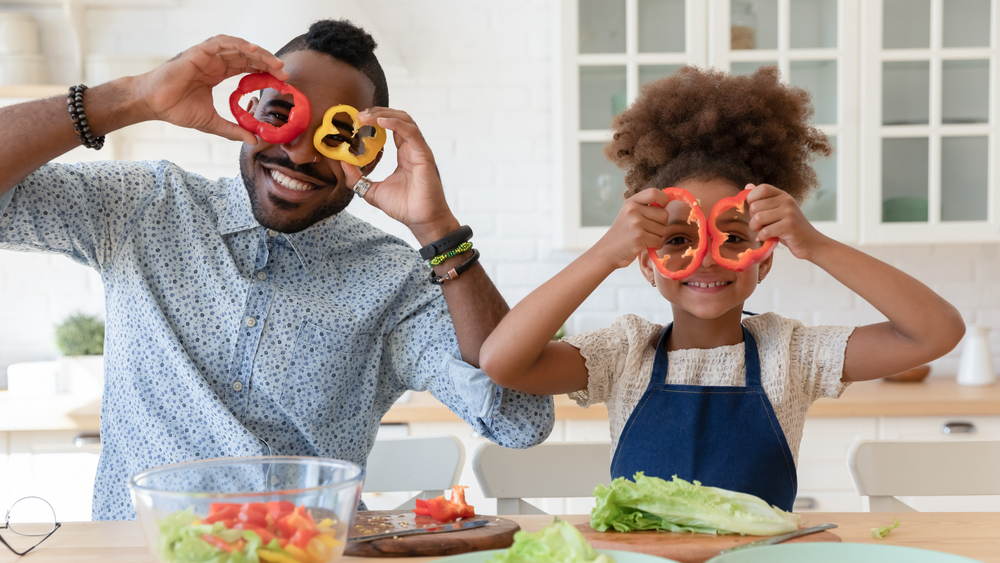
[
  {"xmin": 230, "ymin": 73, "xmax": 312, "ymax": 144},
  {"xmin": 201, "ymin": 534, "xmax": 236, "ymax": 553},
  {"xmin": 706, "ymin": 188, "xmax": 777, "ymax": 272},
  {"xmin": 312, "ymin": 104, "xmax": 387, "ymax": 167},
  {"xmin": 646, "ymin": 187, "xmax": 709, "ymax": 280},
  {"xmin": 411, "ymin": 485, "xmax": 476, "ymax": 522}
]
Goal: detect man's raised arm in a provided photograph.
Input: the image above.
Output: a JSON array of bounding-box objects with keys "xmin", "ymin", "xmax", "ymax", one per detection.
[{"xmin": 0, "ymin": 35, "xmax": 287, "ymax": 194}]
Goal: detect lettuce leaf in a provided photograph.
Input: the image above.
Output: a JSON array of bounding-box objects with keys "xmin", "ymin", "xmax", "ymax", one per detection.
[
  {"xmin": 871, "ymin": 517, "xmax": 900, "ymax": 539},
  {"xmin": 489, "ymin": 517, "xmax": 614, "ymax": 563},
  {"xmin": 590, "ymin": 473, "xmax": 801, "ymax": 536},
  {"xmin": 156, "ymin": 508, "xmax": 261, "ymax": 563}
]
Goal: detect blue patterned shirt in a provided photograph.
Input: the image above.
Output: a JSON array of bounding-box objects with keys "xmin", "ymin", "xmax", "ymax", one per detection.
[{"xmin": 0, "ymin": 160, "xmax": 554, "ymax": 520}]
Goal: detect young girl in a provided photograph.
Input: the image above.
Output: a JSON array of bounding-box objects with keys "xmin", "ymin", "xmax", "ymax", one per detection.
[{"xmin": 479, "ymin": 66, "xmax": 965, "ymax": 512}]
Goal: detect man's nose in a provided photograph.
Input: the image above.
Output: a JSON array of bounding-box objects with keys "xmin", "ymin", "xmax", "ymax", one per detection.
[{"xmin": 280, "ymin": 130, "xmax": 322, "ymax": 165}]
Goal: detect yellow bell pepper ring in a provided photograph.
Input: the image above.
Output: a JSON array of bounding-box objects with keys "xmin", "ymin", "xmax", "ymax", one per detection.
[{"xmin": 313, "ymin": 104, "xmax": 387, "ymax": 167}]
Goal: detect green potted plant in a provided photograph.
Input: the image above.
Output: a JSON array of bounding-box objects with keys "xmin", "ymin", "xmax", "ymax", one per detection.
[{"xmin": 54, "ymin": 312, "xmax": 105, "ymax": 399}]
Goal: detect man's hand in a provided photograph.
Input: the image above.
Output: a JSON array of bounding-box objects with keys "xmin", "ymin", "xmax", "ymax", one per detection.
[
  {"xmin": 746, "ymin": 183, "xmax": 827, "ymax": 261},
  {"xmin": 338, "ymin": 108, "xmax": 458, "ymax": 244},
  {"xmin": 131, "ymin": 35, "xmax": 288, "ymax": 145}
]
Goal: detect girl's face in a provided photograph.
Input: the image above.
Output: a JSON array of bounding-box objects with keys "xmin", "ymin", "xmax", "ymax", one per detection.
[{"xmin": 639, "ymin": 176, "xmax": 772, "ymax": 321}]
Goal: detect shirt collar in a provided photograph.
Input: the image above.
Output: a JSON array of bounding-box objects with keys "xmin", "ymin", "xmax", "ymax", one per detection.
[{"xmin": 217, "ymin": 176, "xmax": 342, "ymax": 275}]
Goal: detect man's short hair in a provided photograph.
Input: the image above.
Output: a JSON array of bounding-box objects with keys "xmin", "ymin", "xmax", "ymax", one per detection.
[{"xmin": 276, "ymin": 19, "xmax": 389, "ymax": 108}]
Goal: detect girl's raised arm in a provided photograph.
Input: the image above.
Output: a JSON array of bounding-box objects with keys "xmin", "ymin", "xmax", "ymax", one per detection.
[
  {"xmin": 747, "ymin": 184, "xmax": 965, "ymax": 382},
  {"xmin": 479, "ymin": 188, "xmax": 672, "ymax": 394}
]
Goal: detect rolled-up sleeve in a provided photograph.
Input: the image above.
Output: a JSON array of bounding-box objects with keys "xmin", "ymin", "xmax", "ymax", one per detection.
[
  {"xmin": 385, "ymin": 283, "xmax": 555, "ymax": 449},
  {"xmin": 0, "ymin": 161, "xmax": 161, "ymax": 271}
]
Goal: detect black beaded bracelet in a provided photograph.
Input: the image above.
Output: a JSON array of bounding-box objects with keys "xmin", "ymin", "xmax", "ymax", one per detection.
[
  {"xmin": 67, "ymin": 84, "xmax": 105, "ymax": 150},
  {"xmin": 419, "ymin": 225, "xmax": 473, "ymax": 261},
  {"xmin": 429, "ymin": 249, "xmax": 480, "ymax": 285}
]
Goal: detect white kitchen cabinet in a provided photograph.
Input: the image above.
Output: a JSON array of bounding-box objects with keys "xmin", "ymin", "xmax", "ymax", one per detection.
[
  {"xmin": 7, "ymin": 430, "xmax": 101, "ymax": 522},
  {"xmin": 560, "ymin": 0, "xmax": 1000, "ymax": 248},
  {"xmin": 0, "ymin": 432, "xmax": 8, "ymax": 513}
]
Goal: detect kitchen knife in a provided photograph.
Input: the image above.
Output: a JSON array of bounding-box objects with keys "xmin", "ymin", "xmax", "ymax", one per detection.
[
  {"xmin": 718, "ymin": 523, "xmax": 838, "ymax": 554},
  {"xmin": 349, "ymin": 518, "xmax": 490, "ymax": 543}
]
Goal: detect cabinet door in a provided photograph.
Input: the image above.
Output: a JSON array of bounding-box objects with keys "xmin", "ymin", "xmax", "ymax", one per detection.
[
  {"xmin": 560, "ymin": 0, "xmax": 709, "ymax": 249},
  {"xmin": 0, "ymin": 432, "xmax": 8, "ymax": 513},
  {"xmin": 8, "ymin": 430, "xmax": 101, "ymax": 522},
  {"xmin": 795, "ymin": 416, "xmax": 877, "ymax": 512},
  {"xmin": 861, "ymin": 0, "xmax": 1000, "ymax": 243},
  {"xmin": 709, "ymin": 0, "xmax": 861, "ymax": 243}
]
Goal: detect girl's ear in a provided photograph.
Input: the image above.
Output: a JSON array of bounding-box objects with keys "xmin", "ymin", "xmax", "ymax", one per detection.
[
  {"xmin": 638, "ymin": 251, "xmax": 657, "ymax": 285},
  {"xmin": 756, "ymin": 251, "xmax": 775, "ymax": 283}
]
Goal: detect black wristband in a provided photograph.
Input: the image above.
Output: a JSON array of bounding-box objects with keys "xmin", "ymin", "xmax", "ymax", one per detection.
[
  {"xmin": 419, "ymin": 225, "xmax": 473, "ymax": 260},
  {"xmin": 429, "ymin": 249, "xmax": 480, "ymax": 285},
  {"xmin": 67, "ymin": 84, "xmax": 106, "ymax": 150}
]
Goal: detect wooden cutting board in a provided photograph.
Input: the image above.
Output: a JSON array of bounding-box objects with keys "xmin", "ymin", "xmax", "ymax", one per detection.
[
  {"xmin": 576, "ymin": 523, "xmax": 840, "ymax": 563},
  {"xmin": 345, "ymin": 510, "xmax": 520, "ymax": 557}
]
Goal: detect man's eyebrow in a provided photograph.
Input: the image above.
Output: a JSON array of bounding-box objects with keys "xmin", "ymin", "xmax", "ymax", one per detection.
[{"xmin": 262, "ymin": 99, "xmax": 294, "ymax": 111}]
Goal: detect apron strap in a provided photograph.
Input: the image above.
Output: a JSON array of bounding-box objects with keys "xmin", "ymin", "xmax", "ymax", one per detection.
[{"xmin": 648, "ymin": 322, "xmax": 763, "ymax": 390}]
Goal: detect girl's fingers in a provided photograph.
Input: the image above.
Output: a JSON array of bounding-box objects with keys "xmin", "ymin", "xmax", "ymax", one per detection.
[{"xmin": 630, "ymin": 187, "xmax": 673, "ymax": 208}]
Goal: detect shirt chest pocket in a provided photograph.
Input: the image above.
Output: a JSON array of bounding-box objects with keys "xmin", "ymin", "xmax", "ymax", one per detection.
[{"xmin": 280, "ymin": 321, "xmax": 375, "ymax": 420}]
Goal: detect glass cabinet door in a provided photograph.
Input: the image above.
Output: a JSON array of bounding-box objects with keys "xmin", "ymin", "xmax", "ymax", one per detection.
[
  {"xmin": 709, "ymin": 0, "xmax": 860, "ymax": 243},
  {"xmin": 561, "ymin": 0, "xmax": 708, "ymax": 248},
  {"xmin": 862, "ymin": 0, "xmax": 999, "ymax": 243}
]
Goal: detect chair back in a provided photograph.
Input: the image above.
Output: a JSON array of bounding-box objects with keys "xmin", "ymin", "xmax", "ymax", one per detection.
[
  {"xmin": 847, "ymin": 439, "xmax": 1000, "ymax": 512},
  {"xmin": 363, "ymin": 435, "xmax": 466, "ymax": 509},
  {"xmin": 473, "ymin": 442, "xmax": 611, "ymax": 515}
]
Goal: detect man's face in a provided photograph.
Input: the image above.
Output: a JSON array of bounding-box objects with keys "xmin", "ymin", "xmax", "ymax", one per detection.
[{"xmin": 238, "ymin": 49, "xmax": 379, "ymax": 233}]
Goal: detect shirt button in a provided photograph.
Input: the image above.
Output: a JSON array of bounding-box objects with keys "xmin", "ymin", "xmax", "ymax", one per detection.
[
  {"xmin": 245, "ymin": 317, "xmax": 257, "ymax": 327},
  {"xmin": 256, "ymin": 271, "xmax": 267, "ymax": 281},
  {"xmin": 232, "ymin": 381, "xmax": 243, "ymax": 392},
  {"xmin": 267, "ymin": 229, "xmax": 279, "ymax": 237}
]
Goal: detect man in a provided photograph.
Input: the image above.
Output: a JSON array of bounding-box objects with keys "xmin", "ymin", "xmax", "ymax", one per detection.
[{"xmin": 0, "ymin": 19, "xmax": 554, "ymax": 519}]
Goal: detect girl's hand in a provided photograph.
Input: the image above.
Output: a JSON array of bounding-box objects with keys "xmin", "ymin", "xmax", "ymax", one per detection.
[
  {"xmin": 131, "ymin": 35, "xmax": 288, "ymax": 145},
  {"xmin": 746, "ymin": 183, "xmax": 827, "ymax": 261},
  {"xmin": 592, "ymin": 188, "xmax": 672, "ymax": 270},
  {"xmin": 339, "ymin": 107, "xmax": 457, "ymax": 243}
]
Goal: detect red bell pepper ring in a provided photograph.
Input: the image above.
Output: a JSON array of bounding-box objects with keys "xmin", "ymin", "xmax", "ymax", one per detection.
[
  {"xmin": 229, "ymin": 73, "xmax": 312, "ymax": 144},
  {"xmin": 646, "ymin": 188, "xmax": 709, "ymax": 280},
  {"xmin": 706, "ymin": 188, "xmax": 777, "ymax": 272}
]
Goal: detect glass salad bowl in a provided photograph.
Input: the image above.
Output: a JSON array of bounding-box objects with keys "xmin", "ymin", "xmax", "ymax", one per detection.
[{"xmin": 129, "ymin": 456, "xmax": 364, "ymax": 563}]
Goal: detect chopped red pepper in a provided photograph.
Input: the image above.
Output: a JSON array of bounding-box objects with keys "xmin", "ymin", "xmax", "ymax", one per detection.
[
  {"xmin": 412, "ymin": 485, "xmax": 476, "ymax": 522},
  {"xmin": 646, "ymin": 188, "xmax": 709, "ymax": 280},
  {"xmin": 201, "ymin": 534, "xmax": 236, "ymax": 553},
  {"xmin": 229, "ymin": 73, "xmax": 312, "ymax": 144},
  {"xmin": 706, "ymin": 188, "xmax": 777, "ymax": 271}
]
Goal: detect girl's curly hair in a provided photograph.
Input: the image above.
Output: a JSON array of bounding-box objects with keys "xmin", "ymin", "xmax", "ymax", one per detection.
[{"xmin": 605, "ymin": 66, "xmax": 832, "ymax": 203}]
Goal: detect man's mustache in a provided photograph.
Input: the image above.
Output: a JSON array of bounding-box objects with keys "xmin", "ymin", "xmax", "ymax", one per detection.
[{"xmin": 254, "ymin": 153, "xmax": 339, "ymax": 187}]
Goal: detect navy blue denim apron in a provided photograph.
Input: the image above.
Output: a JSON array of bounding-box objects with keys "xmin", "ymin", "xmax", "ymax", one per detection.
[{"xmin": 609, "ymin": 322, "xmax": 797, "ymax": 511}]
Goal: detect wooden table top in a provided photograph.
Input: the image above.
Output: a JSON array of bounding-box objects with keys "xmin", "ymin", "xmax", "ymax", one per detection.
[{"xmin": 14, "ymin": 512, "xmax": 1000, "ymax": 562}]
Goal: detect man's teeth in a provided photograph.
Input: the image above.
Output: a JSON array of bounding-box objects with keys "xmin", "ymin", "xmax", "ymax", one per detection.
[
  {"xmin": 686, "ymin": 281, "xmax": 728, "ymax": 288},
  {"xmin": 269, "ymin": 169, "xmax": 312, "ymax": 191}
]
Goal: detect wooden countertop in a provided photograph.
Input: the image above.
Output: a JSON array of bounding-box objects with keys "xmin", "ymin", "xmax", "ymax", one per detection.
[
  {"xmin": 21, "ymin": 513, "xmax": 1000, "ymax": 562},
  {"xmin": 4, "ymin": 377, "xmax": 1000, "ymax": 432},
  {"xmin": 383, "ymin": 377, "xmax": 1000, "ymax": 423}
]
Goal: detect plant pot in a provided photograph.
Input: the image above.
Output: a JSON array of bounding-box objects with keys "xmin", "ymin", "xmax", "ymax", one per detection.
[{"xmin": 57, "ymin": 355, "xmax": 105, "ymax": 397}]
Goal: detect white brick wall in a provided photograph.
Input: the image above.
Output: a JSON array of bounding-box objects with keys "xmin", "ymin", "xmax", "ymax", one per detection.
[{"xmin": 0, "ymin": 0, "xmax": 995, "ymax": 388}]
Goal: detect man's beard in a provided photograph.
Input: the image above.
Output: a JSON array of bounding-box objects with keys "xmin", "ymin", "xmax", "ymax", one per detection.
[{"xmin": 239, "ymin": 145, "xmax": 353, "ymax": 233}]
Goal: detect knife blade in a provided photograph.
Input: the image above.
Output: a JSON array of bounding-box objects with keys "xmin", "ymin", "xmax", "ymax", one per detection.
[
  {"xmin": 718, "ymin": 523, "xmax": 838, "ymax": 554},
  {"xmin": 349, "ymin": 518, "xmax": 490, "ymax": 543}
]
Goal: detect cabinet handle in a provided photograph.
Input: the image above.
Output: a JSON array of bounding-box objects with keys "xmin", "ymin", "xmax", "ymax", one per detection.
[
  {"xmin": 793, "ymin": 497, "xmax": 817, "ymax": 510},
  {"xmin": 942, "ymin": 422, "xmax": 976, "ymax": 435},
  {"xmin": 74, "ymin": 432, "xmax": 101, "ymax": 447}
]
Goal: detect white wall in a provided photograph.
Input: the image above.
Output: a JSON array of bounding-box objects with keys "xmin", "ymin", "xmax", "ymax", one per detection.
[{"xmin": 0, "ymin": 0, "xmax": 995, "ymax": 388}]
